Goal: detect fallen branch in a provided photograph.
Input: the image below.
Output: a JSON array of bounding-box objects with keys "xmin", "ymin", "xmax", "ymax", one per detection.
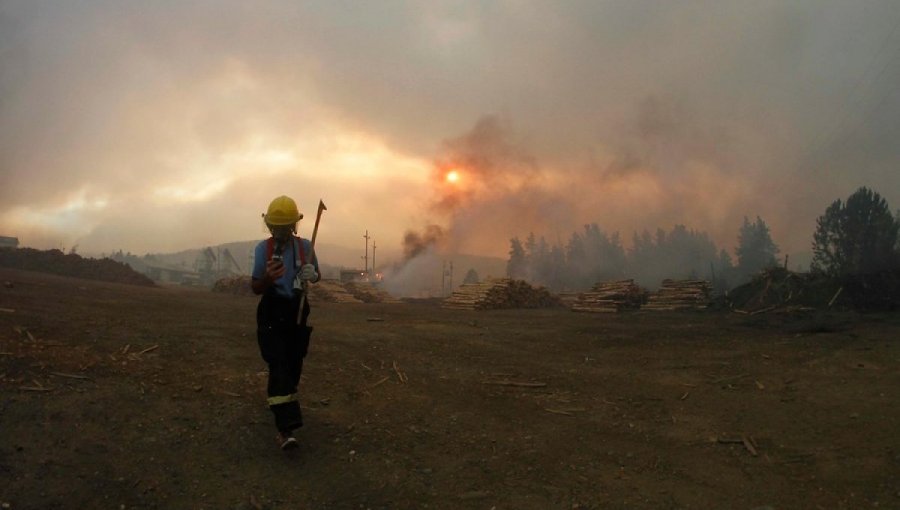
[
  {"xmin": 827, "ymin": 286, "xmax": 843, "ymax": 308},
  {"xmin": 392, "ymin": 361, "xmax": 408, "ymax": 384},
  {"xmin": 544, "ymin": 407, "xmax": 585, "ymax": 416},
  {"xmin": 370, "ymin": 376, "xmax": 390, "ymax": 388},
  {"xmin": 50, "ymin": 372, "xmax": 91, "ymax": 380},
  {"xmin": 138, "ymin": 344, "xmax": 159, "ymax": 355},
  {"xmin": 20, "ymin": 386, "xmax": 54, "ymax": 392},
  {"xmin": 0, "ymin": 308, "xmax": 14, "ymax": 313},
  {"xmin": 481, "ymin": 380, "xmax": 547, "ymax": 388},
  {"xmin": 742, "ymin": 435, "xmax": 758, "ymax": 456}
]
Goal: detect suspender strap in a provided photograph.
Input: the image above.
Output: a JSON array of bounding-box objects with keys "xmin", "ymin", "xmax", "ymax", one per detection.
[{"xmin": 265, "ymin": 237, "xmax": 306, "ymax": 265}]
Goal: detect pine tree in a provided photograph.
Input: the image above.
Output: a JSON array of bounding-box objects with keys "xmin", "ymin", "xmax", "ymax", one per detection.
[
  {"xmin": 811, "ymin": 187, "xmax": 899, "ymax": 276},
  {"xmin": 735, "ymin": 216, "xmax": 779, "ymax": 281},
  {"xmin": 506, "ymin": 237, "xmax": 527, "ymax": 279}
]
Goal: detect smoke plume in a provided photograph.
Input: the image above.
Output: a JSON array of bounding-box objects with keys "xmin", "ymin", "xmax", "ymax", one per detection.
[{"xmin": 402, "ymin": 224, "xmax": 446, "ymax": 261}]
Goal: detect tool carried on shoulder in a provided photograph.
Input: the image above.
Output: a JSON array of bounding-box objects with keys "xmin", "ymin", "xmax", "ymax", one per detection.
[{"xmin": 298, "ymin": 199, "xmax": 326, "ymax": 321}]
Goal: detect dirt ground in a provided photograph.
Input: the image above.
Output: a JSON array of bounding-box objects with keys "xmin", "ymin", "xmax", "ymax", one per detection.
[{"xmin": 1, "ymin": 267, "xmax": 899, "ymax": 510}]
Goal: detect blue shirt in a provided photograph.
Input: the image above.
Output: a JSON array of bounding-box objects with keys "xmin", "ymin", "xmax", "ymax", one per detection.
[{"xmin": 251, "ymin": 237, "xmax": 319, "ymax": 299}]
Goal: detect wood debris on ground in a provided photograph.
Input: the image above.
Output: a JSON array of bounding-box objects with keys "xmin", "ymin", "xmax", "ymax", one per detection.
[
  {"xmin": 308, "ymin": 279, "xmax": 363, "ymax": 303},
  {"xmin": 442, "ymin": 278, "xmax": 560, "ymax": 310},
  {"xmin": 481, "ymin": 380, "xmax": 548, "ymax": 388},
  {"xmin": 343, "ymin": 281, "xmax": 402, "ymax": 303},
  {"xmin": 642, "ymin": 279, "xmax": 712, "ymax": 311},
  {"xmin": 570, "ymin": 279, "xmax": 647, "ymax": 313}
]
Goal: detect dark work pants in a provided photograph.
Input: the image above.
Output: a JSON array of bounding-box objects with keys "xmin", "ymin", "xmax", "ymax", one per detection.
[{"xmin": 256, "ymin": 292, "xmax": 312, "ymax": 433}]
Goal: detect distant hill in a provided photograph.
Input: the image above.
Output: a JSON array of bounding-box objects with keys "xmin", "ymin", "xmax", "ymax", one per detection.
[
  {"xmin": 124, "ymin": 240, "xmax": 507, "ymax": 292},
  {"xmin": 0, "ymin": 248, "xmax": 155, "ymax": 286},
  {"xmin": 140, "ymin": 240, "xmax": 371, "ymax": 276}
]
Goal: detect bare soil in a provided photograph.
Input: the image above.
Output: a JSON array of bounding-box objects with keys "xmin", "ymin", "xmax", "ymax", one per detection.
[{"xmin": 1, "ymin": 267, "xmax": 899, "ymax": 509}]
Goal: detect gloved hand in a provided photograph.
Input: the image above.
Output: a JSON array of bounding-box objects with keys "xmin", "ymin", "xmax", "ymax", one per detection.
[{"xmin": 299, "ymin": 263, "xmax": 318, "ymax": 282}]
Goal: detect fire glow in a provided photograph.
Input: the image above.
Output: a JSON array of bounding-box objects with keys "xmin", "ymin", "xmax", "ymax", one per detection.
[{"xmin": 445, "ymin": 170, "xmax": 460, "ymax": 183}]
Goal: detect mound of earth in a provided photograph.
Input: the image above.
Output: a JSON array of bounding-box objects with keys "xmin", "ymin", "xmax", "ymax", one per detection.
[
  {"xmin": 0, "ymin": 248, "xmax": 154, "ymax": 286},
  {"xmin": 727, "ymin": 268, "xmax": 839, "ymax": 312},
  {"xmin": 212, "ymin": 275, "xmax": 254, "ymax": 296},
  {"xmin": 728, "ymin": 267, "xmax": 900, "ymax": 312}
]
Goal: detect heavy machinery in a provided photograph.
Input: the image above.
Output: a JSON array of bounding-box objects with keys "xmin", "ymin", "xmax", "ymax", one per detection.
[
  {"xmin": 195, "ymin": 246, "xmax": 246, "ymax": 285},
  {"xmin": 221, "ymin": 248, "xmax": 243, "ymax": 274}
]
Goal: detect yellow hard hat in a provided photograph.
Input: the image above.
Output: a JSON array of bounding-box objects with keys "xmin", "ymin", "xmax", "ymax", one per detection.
[{"xmin": 264, "ymin": 195, "xmax": 303, "ymax": 225}]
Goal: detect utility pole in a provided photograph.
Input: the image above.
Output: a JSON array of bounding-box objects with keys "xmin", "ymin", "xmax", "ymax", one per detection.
[
  {"xmin": 372, "ymin": 239, "xmax": 376, "ymax": 278},
  {"xmin": 440, "ymin": 260, "xmax": 454, "ymax": 297},
  {"xmin": 363, "ymin": 230, "xmax": 371, "ymax": 275}
]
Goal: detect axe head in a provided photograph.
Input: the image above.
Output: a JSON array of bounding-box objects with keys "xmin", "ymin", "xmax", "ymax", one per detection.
[{"xmin": 318, "ymin": 199, "xmax": 327, "ymax": 213}]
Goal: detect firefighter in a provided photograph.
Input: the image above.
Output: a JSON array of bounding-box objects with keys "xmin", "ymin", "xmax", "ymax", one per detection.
[{"xmin": 251, "ymin": 195, "xmax": 320, "ymax": 450}]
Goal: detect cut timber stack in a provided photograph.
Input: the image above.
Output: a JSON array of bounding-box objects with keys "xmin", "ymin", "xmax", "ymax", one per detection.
[
  {"xmin": 309, "ymin": 279, "xmax": 363, "ymax": 303},
  {"xmin": 442, "ymin": 278, "xmax": 560, "ymax": 310},
  {"xmin": 643, "ymin": 279, "xmax": 712, "ymax": 311},
  {"xmin": 557, "ymin": 292, "xmax": 581, "ymax": 309},
  {"xmin": 344, "ymin": 281, "xmax": 402, "ymax": 303},
  {"xmin": 571, "ymin": 279, "xmax": 646, "ymax": 313}
]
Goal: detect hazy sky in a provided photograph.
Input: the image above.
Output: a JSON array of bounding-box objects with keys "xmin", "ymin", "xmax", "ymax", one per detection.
[{"xmin": 2, "ymin": 1, "xmax": 899, "ymax": 262}]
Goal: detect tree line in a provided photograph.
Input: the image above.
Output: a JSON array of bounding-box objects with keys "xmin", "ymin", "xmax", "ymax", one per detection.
[{"xmin": 505, "ymin": 187, "xmax": 900, "ymax": 292}]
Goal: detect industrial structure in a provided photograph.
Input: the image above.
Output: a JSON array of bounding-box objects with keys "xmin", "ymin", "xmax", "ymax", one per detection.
[{"xmin": 0, "ymin": 236, "xmax": 19, "ymax": 250}]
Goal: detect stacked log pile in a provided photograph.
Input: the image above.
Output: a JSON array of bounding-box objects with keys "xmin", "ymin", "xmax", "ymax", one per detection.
[
  {"xmin": 344, "ymin": 282, "xmax": 402, "ymax": 303},
  {"xmin": 309, "ymin": 279, "xmax": 363, "ymax": 303},
  {"xmin": 442, "ymin": 278, "xmax": 560, "ymax": 310},
  {"xmin": 643, "ymin": 279, "xmax": 712, "ymax": 311},
  {"xmin": 556, "ymin": 292, "xmax": 581, "ymax": 308},
  {"xmin": 571, "ymin": 279, "xmax": 647, "ymax": 313},
  {"xmin": 212, "ymin": 275, "xmax": 254, "ymax": 296}
]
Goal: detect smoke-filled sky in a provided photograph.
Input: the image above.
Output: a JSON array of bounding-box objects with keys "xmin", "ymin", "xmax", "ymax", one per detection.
[{"xmin": 2, "ymin": 1, "xmax": 899, "ymax": 263}]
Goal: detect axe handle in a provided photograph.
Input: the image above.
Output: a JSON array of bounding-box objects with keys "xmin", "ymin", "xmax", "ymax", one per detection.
[{"xmin": 299, "ymin": 200, "xmax": 326, "ymax": 321}]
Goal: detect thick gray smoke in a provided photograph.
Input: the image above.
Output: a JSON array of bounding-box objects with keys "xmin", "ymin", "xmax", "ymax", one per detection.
[{"xmin": 1, "ymin": 2, "xmax": 898, "ymax": 260}]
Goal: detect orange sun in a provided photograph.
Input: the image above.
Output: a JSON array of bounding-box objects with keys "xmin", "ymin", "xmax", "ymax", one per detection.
[{"xmin": 445, "ymin": 170, "xmax": 460, "ymax": 183}]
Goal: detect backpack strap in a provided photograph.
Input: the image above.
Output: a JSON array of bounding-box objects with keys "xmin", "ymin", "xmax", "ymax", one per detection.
[
  {"xmin": 265, "ymin": 237, "xmax": 275, "ymax": 260},
  {"xmin": 295, "ymin": 236, "xmax": 307, "ymax": 266}
]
